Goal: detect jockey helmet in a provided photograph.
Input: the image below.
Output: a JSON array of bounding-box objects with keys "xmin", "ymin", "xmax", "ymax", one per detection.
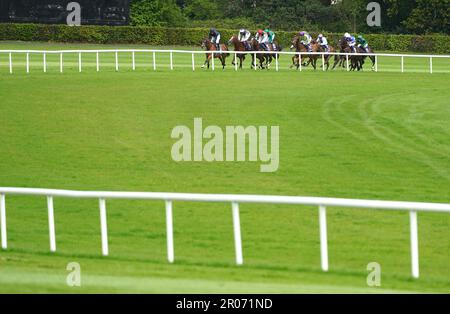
[
  {"xmin": 318, "ymin": 34, "xmax": 323, "ymax": 38},
  {"xmin": 210, "ymin": 28, "xmax": 216, "ymax": 34},
  {"xmin": 344, "ymin": 32, "xmax": 351, "ymax": 38},
  {"xmin": 358, "ymin": 35, "xmax": 363, "ymax": 39},
  {"xmin": 299, "ymin": 31, "xmax": 305, "ymax": 36},
  {"xmin": 240, "ymin": 29, "xmax": 245, "ymax": 34},
  {"xmin": 258, "ymin": 29, "xmax": 264, "ymax": 35}
]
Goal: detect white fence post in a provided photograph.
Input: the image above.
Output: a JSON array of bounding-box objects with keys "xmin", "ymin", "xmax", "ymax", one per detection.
[
  {"xmin": 0, "ymin": 194, "xmax": 6, "ymax": 249},
  {"xmin": 191, "ymin": 53, "xmax": 195, "ymax": 71},
  {"xmin": 319, "ymin": 205, "xmax": 329, "ymax": 272},
  {"xmin": 234, "ymin": 52, "xmax": 238, "ymax": 71},
  {"xmin": 275, "ymin": 53, "xmax": 279, "ymax": 72},
  {"xmin": 232, "ymin": 202, "xmax": 243, "ymax": 265},
  {"xmin": 96, "ymin": 51, "xmax": 100, "ymax": 72},
  {"xmin": 78, "ymin": 52, "xmax": 82, "ymax": 72},
  {"xmin": 170, "ymin": 51, "xmax": 173, "ymax": 70},
  {"xmin": 165, "ymin": 200, "xmax": 174, "ymax": 263},
  {"xmin": 410, "ymin": 211, "xmax": 420, "ymax": 279},
  {"xmin": 254, "ymin": 52, "xmax": 257, "ymax": 71},
  {"xmin": 8, "ymin": 52, "xmax": 12, "ymax": 74},
  {"xmin": 429, "ymin": 57, "xmax": 433, "ymax": 74},
  {"xmin": 47, "ymin": 196, "xmax": 56, "ymax": 252},
  {"xmin": 401, "ymin": 56, "xmax": 404, "ymax": 73},
  {"xmin": 99, "ymin": 198, "xmax": 109, "ymax": 256},
  {"xmin": 132, "ymin": 51, "xmax": 136, "ymax": 71},
  {"xmin": 43, "ymin": 53, "xmax": 47, "ymax": 73},
  {"xmin": 115, "ymin": 51, "xmax": 119, "ymax": 72},
  {"xmin": 375, "ymin": 55, "xmax": 378, "ymax": 72},
  {"xmin": 153, "ymin": 51, "xmax": 156, "ymax": 71},
  {"xmin": 346, "ymin": 54, "xmax": 349, "ymax": 72},
  {"xmin": 26, "ymin": 53, "xmax": 30, "ymax": 74},
  {"xmin": 211, "ymin": 53, "xmax": 215, "ymax": 71},
  {"xmin": 322, "ymin": 53, "xmax": 325, "ymax": 71},
  {"xmin": 60, "ymin": 53, "xmax": 63, "ymax": 73},
  {"xmin": 299, "ymin": 54, "xmax": 302, "ymax": 72}
]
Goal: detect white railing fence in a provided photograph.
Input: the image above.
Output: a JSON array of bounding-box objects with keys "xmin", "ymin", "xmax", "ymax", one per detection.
[
  {"xmin": 1, "ymin": 187, "xmax": 450, "ymax": 278},
  {"xmin": 1, "ymin": 49, "xmax": 449, "ymax": 74}
]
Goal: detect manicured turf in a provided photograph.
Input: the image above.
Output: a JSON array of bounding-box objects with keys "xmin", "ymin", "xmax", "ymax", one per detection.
[{"xmin": 0, "ymin": 41, "xmax": 449, "ymax": 293}]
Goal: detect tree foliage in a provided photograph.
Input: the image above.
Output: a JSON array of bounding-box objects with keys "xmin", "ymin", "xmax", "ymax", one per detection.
[{"xmin": 130, "ymin": 0, "xmax": 450, "ymax": 34}]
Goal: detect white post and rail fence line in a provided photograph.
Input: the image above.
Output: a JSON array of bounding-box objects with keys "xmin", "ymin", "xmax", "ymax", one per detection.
[
  {"xmin": 1, "ymin": 187, "xmax": 449, "ymax": 279},
  {"xmin": 1, "ymin": 49, "xmax": 449, "ymax": 74}
]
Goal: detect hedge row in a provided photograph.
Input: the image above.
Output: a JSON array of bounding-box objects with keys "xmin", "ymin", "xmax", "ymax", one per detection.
[{"xmin": 1, "ymin": 23, "xmax": 449, "ymax": 54}]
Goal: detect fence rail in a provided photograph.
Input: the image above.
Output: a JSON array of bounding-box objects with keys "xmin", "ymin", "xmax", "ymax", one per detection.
[
  {"xmin": 1, "ymin": 49, "xmax": 449, "ymax": 74},
  {"xmin": 1, "ymin": 187, "xmax": 450, "ymax": 279}
]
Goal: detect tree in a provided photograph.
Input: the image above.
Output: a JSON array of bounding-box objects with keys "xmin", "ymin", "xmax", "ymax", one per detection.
[
  {"xmin": 403, "ymin": 0, "xmax": 450, "ymax": 34},
  {"xmin": 184, "ymin": 0, "xmax": 220, "ymax": 20},
  {"xmin": 130, "ymin": 0, "xmax": 186, "ymax": 27}
]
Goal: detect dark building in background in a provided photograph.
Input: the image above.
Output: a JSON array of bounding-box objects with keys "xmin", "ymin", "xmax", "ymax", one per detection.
[{"xmin": 0, "ymin": 0, "xmax": 130, "ymax": 25}]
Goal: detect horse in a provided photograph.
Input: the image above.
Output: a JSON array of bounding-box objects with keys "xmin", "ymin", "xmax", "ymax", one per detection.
[
  {"xmin": 290, "ymin": 36, "xmax": 320, "ymax": 70},
  {"xmin": 201, "ymin": 38, "xmax": 230, "ymax": 70},
  {"xmin": 357, "ymin": 45, "xmax": 376, "ymax": 71},
  {"xmin": 228, "ymin": 35, "xmax": 251, "ymax": 70},
  {"xmin": 262, "ymin": 41, "xmax": 282, "ymax": 69},
  {"xmin": 332, "ymin": 37, "xmax": 361, "ymax": 71},
  {"xmin": 250, "ymin": 38, "xmax": 269, "ymax": 69},
  {"xmin": 316, "ymin": 44, "xmax": 338, "ymax": 71}
]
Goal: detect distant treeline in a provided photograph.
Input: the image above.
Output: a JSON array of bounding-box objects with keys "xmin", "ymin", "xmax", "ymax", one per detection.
[{"xmin": 129, "ymin": 0, "xmax": 449, "ymax": 35}]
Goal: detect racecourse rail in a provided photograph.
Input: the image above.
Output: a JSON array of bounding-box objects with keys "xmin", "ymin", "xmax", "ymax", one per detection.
[
  {"xmin": 1, "ymin": 188, "xmax": 450, "ymax": 278},
  {"xmin": 1, "ymin": 49, "xmax": 450, "ymax": 73}
]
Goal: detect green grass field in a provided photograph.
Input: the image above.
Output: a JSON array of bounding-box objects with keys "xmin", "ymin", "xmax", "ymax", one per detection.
[{"xmin": 0, "ymin": 41, "xmax": 449, "ymax": 294}]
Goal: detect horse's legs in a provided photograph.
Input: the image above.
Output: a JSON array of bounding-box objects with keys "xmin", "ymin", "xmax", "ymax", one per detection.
[
  {"xmin": 259, "ymin": 56, "xmax": 265, "ymax": 69},
  {"xmin": 311, "ymin": 58, "xmax": 317, "ymax": 70},
  {"xmin": 290, "ymin": 56, "xmax": 297, "ymax": 69},
  {"xmin": 370, "ymin": 55, "xmax": 375, "ymax": 70},
  {"xmin": 267, "ymin": 55, "xmax": 272, "ymax": 69}
]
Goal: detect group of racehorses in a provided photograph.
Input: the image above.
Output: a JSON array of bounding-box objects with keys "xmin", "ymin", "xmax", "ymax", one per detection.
[{"xmin": 201, "ymin": 35, "xmax": 376, "ymax": 71}]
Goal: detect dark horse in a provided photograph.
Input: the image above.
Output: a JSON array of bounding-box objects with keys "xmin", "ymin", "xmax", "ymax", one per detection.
[
  {"xmin": 332, "ymin": 37, "xmax": 376, "ymax": 71},
  {"xmin": 201, "ymin": 38, "xmax": 230, "ymax": 70},
  {"xmin": 332, "ymin": 37, "xmax": 361, "ymax": 71},
  {"xmin": 250, "ymin": 38, "xmax": 269, "ymax": 69},
  {"xmin": 316, "ymin": 43, "xmax": 338, "ymax": 71},
  {"xmin": 228, "ymin": 35, "xmax": 251, "ymax": 69},
  {"xmin": 290, "ymin": 36, "xmax": 321, "ymax": 70},
  {"xmin": 357, "ymin": 45, "xmax": 376, "ymax": 71}
]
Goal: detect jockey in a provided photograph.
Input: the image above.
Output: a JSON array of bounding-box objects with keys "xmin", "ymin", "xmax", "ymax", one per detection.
[
  {"xmin": 264, "ymin": 28, "xmax": 276, "ymax": 50},
  {"xmin": 299, "ymin": 31, "xmax": 312, "ymax": 52},
  {"xmin": 238, "ymin": 28, "xmax": 252, "ymax": 50},
  {"xmin": 316, "ymin": 34, "xmax": 329, "ymax": 52},
  {"xmin": 209, "ymin": 28, "xmax": 221, "ymax": 51},
  {"xmin": 357, "ymin": 35, "xmax": 369, "ymax": 53},
  {"xmin": 344, "ymin": 32, "xmax": 357, "ymax": 53},
  {"xmin": 256, "ymin": 29, "xmax": 269, "ymax": 51}
]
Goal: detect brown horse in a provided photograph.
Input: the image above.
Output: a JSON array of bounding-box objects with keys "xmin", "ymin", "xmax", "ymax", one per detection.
[
  {"xmin": 250, "ymin": 38, "xmax": 269, "ymax": 69},
  {"xmin": 228, "ymin": 35, "xmax": 250, "ymax": 69},
  {"xmin": 201, "ymin": 38, "xmax": 229, "ymax": 70},
  {"xmin": 290, "ymin": 36, "xmax": 321, "ymax": 70},
  {"xmin": 261, "ymin": 41, "xmax": 282, "ymax": 69},
  {"xmin": 317, "ymin": 44, "xmax": 338, "ymax": 71},
  {"xmin": 332, "ymin": 37, "xmax": 362, "ymax": 71},
  {"xmin": 357, "ymin": 46, "xmax": 376, "ymax": 71}
]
